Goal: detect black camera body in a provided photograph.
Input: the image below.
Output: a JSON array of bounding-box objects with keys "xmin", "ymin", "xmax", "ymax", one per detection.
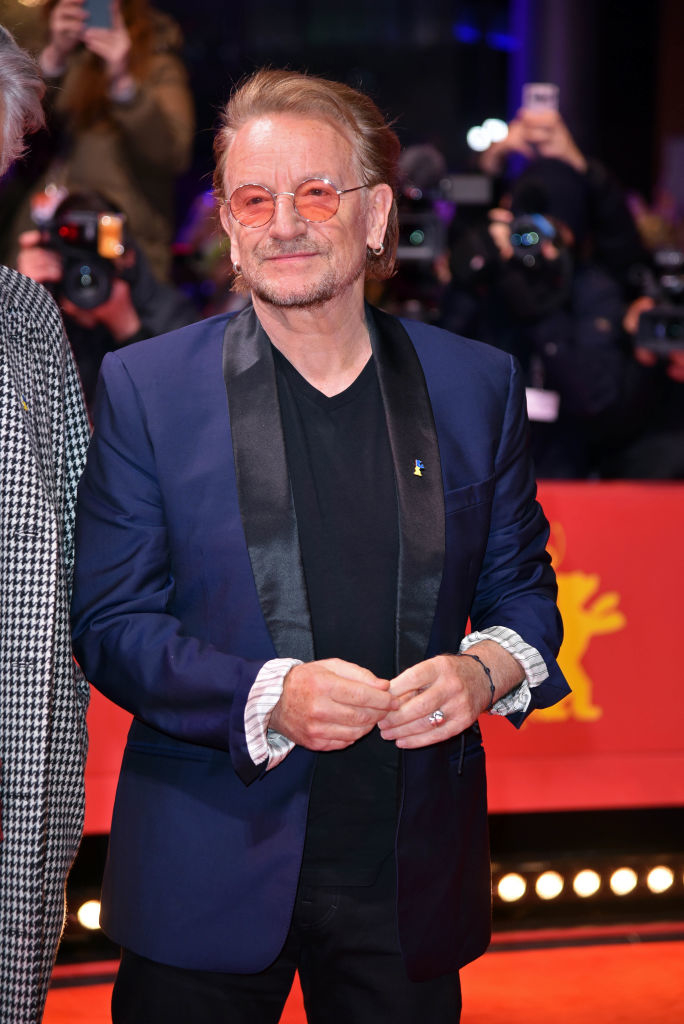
[
  {"xmin": 635, "ymin": 248, "xmax": 684, "ymax": 353},
  {"xmin": 509, "ymin": 213, "xmax": 557, "ymax": 266},
  {"xmin": 635, "ymin": 306, "xmax": 684, "ymax": 354},
  {"xmin": 45, "ymin": 209, "xmax": 126, "ymax": 310}
]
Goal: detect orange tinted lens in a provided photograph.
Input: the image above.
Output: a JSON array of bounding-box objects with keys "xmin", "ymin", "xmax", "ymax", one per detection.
[
  {"xmin": 230, "ymin": 185, "xmax": 274, "ymax": 226},
  {"xmin": 294, "ymin": 180, "xmax": 339, "ymax": 221}
]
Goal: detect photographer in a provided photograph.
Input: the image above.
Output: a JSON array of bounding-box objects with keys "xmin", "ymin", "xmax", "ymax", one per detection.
[
  {"xmin": 479, "ymin": 106, "xmax": 648, "ymax": 293},
  {"xmin": 439, "ymin": 157, "xmax": 627, "ymax": 478},
  {"xmin": 1, "ymin": 0, "xmax": 194, "ymax": 282},
  {"xmin": 17, "ymin": 189, "xmax": 196, "ymax": 410},
  {"xmin": 371, "ymin": 143, "xmax": 451, "ymax": 323},
  {"xmin": 595, "ymin": 292, "xmax": 684, "ymax": 479}
]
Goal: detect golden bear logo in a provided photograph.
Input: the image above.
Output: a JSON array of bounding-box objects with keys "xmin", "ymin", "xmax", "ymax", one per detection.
[{"xmin": 533, "ymin": 522, "xmax": 626, "ymax": 722}]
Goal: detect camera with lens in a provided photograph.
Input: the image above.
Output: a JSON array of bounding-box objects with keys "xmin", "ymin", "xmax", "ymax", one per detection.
[
  {"xmin": 450, "ymin": 208, "xmax": 559, "ymax": 282},
  {"xmin": 634, "ymin": 248, "xmax": 684, "ymax": 354},
  {"xmin": 509, "ymin": 213, "xmax": 557, "ymax": 267},
  {"xmin": 43, "ymin": 207, "xmax": 127, "ymax": 310}
]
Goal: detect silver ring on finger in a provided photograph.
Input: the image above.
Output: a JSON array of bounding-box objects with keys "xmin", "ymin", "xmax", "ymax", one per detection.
[{"xmin": 427, "ymin": 708, "xmax": 446, "ymax": 727}]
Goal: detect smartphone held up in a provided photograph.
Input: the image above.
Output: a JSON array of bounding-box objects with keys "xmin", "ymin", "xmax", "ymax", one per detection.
[{"xmin": 83, "ymin": 0, "xmax": 113, "ymax": 30}]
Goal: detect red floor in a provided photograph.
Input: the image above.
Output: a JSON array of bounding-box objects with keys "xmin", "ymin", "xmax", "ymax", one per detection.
[{"xmin": 44, "ymin": 929, "xmax": 684, "ymax": 1023}]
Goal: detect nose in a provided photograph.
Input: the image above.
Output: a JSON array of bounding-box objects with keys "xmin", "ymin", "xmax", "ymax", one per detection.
[{"xmin": 268, "ymin": 192, "xmax": 307, "ymax": 240}]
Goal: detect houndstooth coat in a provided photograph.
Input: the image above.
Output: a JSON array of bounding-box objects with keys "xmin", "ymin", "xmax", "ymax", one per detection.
[{"xmin": 0, "ymin": 266, "xmax": 90, "ymax": 1023}]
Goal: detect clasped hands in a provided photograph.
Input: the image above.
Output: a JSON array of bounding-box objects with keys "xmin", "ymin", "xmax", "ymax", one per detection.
[{"xmin": 269, "ymin": 653, "xmax": 497, "ymax": 752}]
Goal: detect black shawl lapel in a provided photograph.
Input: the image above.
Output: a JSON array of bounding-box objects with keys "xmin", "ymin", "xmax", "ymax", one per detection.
[
  {"xmin": 368, "ymin": 306, "xmax": 446, "ymax": 672},
  {"xmin": 222, "ymin": 305, "xmax": 314, "ymax": 663}
]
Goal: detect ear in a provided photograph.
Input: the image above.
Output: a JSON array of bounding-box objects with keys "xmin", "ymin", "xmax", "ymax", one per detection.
[
  {"xmin": 366, "ymin": 183, "xmax": 394, "ymax": 250},
  {"xmin": 219, "ymin": 201, "xmax": 240, "ymax": 265}
]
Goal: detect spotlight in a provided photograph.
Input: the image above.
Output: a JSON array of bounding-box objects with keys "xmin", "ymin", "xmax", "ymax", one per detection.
[
  {"xmin": 609, "ymin": 868, "xmax": 638, "ymax": 896},
  {"xmin": 482, "ymin": 118, "xmax": 509, "ymax": 143},
  {"xmin": 535, "ymin": 870, "xmax": 564, "ymax": 900},
  {"xmin": 646, "ymin": 866, "xmax": 674, "ymax": 894},
  {"xmin": 497, "ymin": 873, "xmax": 527, "ymax": 902},
  {"xmin": 76, "ymin": 899, "xmax": 102, "ymax": 930},
  {"xmin": 466, "ymin": 125, "xmax": 490, "ymax": 153},
  {"xmin": 573, "ymin": 869, "xmax": 601, "ymax": 898},
  {"xmin": 466, "ymin": 119, "xmax": 509, "ymax": 152}
]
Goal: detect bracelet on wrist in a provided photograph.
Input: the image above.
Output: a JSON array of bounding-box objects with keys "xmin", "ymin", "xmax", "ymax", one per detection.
[{"xmin": 460, "ymin": 652, "xmax": 495, "ymax": 711}]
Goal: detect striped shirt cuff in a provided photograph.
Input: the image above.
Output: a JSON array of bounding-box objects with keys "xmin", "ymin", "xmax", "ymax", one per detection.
[
  {"xmin": 244, "ymin": 658, "xmax": 302, "ymax": 770},
  {"xmin": 460, "ymin": 626, "xmax": 548, "ymax": 717}
]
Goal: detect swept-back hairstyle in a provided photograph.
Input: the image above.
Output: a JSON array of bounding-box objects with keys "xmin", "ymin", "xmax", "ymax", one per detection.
[
  {"xmin": 214, "ymin": 68, "xmax": 400, "ymax": 280},
  {"xmin": 0, "ymin": 25, "xmax": 45, "ymax": 176}
]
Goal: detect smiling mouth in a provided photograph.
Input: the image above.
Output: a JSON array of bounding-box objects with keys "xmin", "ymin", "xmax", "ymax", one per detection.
[{"xmin": 262, "ymin": 251, "xmax": 319, "ymax": 261}]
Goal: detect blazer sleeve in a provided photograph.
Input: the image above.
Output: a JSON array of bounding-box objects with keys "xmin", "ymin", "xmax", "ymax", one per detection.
[
  {"xmin": 468, "ymin": 354, "xmax": 569, "ymax": 724},
  {"xmin": 71, "ymin": 352, "xmax": 267, "ymax": 781}
]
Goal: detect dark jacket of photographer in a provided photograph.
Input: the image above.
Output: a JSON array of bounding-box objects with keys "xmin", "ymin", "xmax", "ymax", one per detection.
[
  {"xmin": 597, "ymin": 360, "xmax": 684, "ymax": 479},
  {"xmin": 439, "ymin": 232, "xmax": 626, "ymax": 478},
  {"xmin": 68, "ymin": 245, "xmax": 197, "ymax": 412}
]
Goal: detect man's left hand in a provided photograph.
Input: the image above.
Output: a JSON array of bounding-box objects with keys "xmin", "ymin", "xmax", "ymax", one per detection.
[{"xmin": 378, "ymin": 654, "xmax": 492, "ymax": 748}]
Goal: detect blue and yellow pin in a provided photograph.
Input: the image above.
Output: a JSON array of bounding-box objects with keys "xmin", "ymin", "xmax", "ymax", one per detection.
[{"xmin": 414, "ymin": 459, "xmax": 424, "ymax": 477}]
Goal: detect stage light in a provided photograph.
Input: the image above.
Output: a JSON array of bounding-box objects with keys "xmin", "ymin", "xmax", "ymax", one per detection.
[
  {"xmin": 482, "ymin": 118, "xmax": 508, "ymax": 143},
  {"xmin": 609, "ymin": 867, "xmax": 638, "ymax": 896},
  {"xmin": 466, "ymin": 119, "xmax": 509, "ymax": 153},
  {"xmin": 76, "ymin": 899, "xmax": 102, "ymax": 930},
  {"xmin": 573, "ymin": 869, "xmax": 601, "ymax": 897},
  {"xmin": 466, "ymin": 126, "xmax": 490, "ymax": 152},
  {"xmin": 535, "ymin": 870, "xmax": 564, "ymax": 900},
  {"xmin": 497, "ymin": 872, "xmax": 527, "ymax": 902},
  {"xmin": 646, "ymin": 866, "xmax": 674, "ymax": 893}
]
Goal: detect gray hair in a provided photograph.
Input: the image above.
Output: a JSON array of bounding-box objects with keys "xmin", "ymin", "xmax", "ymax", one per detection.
[{"xmin": 0, "ymin": 25, "xmax": 45, "ymax": 177}]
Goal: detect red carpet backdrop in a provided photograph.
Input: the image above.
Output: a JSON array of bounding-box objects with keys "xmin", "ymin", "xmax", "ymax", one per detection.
[
  {"xmin": 83, "ymin": 482, "xmax": 684, "ymax": 832},
  {"xmin": 43, "ymin": 939, "xmax": 684, "ymax": 1024},
  {"xmin": 482, "ymin": 482, "xmax": 684, "ymax": 813}
]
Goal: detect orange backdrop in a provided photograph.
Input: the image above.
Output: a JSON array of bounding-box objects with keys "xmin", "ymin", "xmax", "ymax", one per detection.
[{"xmin": 83, "ymin": 482, "xmax": 684, "ymax": 833}]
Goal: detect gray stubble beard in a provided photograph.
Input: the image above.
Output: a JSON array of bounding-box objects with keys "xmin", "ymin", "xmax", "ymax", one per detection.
[{"xmin": 243, "ymin": 250, "xmax": 366, "ymax": 310}]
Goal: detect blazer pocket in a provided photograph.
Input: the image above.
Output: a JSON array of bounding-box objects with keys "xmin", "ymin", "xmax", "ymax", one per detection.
[
  {"xmin": 444, "ymin": 474, "xmax": 495, "ymax": 516},
  {"xmin": 125, "ymin": 740, "xmax": 213, "ymax": 763}
]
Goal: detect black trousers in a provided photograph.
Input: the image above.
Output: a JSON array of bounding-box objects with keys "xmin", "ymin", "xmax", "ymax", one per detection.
[{"xmin": 111, "ymin": 856, "xmax": 462, "ymax": 1024}]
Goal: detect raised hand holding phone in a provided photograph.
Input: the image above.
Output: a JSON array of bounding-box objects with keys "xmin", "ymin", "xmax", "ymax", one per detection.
[
  {"xmin": 516, "ymin": 85, "xmax": 587, "ymax": 173},
  {"xmin": 83, "ymin": 1, "xmax": 133, "ymax": 89},
  {"xmin": 42, "ymin": 0, "xmax": 88, "ymax": 71}
]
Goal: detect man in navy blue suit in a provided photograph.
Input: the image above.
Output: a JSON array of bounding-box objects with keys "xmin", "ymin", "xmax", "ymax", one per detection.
[{"xmin": 72, "ymin": 68, "xmax": 569, "ymax": 1023}]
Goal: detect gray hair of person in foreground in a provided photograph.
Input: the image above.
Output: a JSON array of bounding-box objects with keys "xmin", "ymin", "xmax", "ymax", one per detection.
[{"xmin": 0, "ymin": 25, "xmax": 45, "ymax": 177}]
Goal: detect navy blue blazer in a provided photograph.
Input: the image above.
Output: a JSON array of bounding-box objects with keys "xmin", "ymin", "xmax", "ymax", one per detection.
[{"xmin": 71, "ymin": 304, "xmax": 568, "ymax": 981}]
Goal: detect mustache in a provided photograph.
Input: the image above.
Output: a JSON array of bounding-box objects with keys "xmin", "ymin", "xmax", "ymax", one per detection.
[{"xmin": 255, "ymin": 239, "xmax": 327, "ymax": 260}]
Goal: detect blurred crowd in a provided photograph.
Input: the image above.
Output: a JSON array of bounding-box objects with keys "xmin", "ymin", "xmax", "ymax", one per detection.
[
  {"xmin": 1, "ymin": 0, "xmax": 682, "ymax": 479},
  {"xmin": 376, "ymin": 106, "xmax": 684, "ymax": 480}
]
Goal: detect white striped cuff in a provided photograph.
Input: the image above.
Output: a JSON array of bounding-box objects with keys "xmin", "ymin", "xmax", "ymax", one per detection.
[
  {"xmin": 460, "ymin": 626, "xmax": 548, "ymax": 717},
  {"xmin": 244, "ymin": 658, "xmax": 302, "ymax": 770}
]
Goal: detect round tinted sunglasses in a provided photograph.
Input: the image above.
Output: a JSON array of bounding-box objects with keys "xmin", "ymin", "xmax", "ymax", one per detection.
[{"xmin": 227, "ymin": 178, "xmax": 369, "ymax": 228}]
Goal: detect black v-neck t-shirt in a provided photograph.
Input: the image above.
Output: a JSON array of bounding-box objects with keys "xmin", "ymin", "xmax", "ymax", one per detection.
[{"xmin": 273, "ymin": 346, "xmax": 401, "ymax": 885}]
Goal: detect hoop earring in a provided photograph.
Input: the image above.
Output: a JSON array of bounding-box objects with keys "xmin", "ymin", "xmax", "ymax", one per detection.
[
  {"xmin": 232, "ymin": 262, "xmax": 241, "ymax": 274},
  {"xmin": 369, "ymin": 243, "xmax": 385, "ymax": 257}
]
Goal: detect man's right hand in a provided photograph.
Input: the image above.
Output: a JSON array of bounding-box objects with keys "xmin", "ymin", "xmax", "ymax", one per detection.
[{"xmin": 269, "ymin": 659, "xmax": 396, "ymax": 751}]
